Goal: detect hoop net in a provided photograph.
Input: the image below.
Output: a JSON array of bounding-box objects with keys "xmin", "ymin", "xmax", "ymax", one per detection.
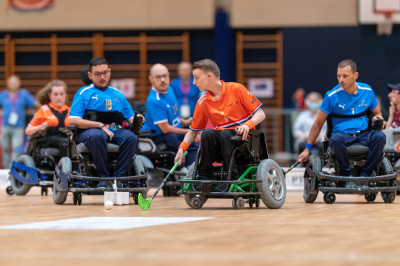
[{"xmin": 375, "ymin": 10, "xmax": 395, "ymax": 35}]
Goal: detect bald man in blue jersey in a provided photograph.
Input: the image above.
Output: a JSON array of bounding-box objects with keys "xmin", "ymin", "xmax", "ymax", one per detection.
[
  {"xmin": 69, "ymin": 58, "xmax": 143, "ymax": 185},
  {"xmin": 298, "ymin": 59, "xmax": 385, "ymax": 177}
]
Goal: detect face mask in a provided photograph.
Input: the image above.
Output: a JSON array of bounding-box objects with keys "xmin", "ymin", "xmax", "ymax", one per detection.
[{"xmin": 308, "ymin": 102, "xmax": 320, "ymax": 111}]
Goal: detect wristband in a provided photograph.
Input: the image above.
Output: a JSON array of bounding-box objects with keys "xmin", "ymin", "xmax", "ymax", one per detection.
[
  {"xmin": 178, "ymin": 141, "xmax": 189, "ymax": 152},
  {"xmin": 305, "ymin": 143, "xmax": 313, "ymax": 149},
  {"xmin": 243, "ymin": 119, "xmax": 255, "ymax": 129}
]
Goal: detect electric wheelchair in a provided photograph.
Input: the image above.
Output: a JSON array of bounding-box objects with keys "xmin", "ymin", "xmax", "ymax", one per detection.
[
  {"xmin": 382, "ymin": 129, "xmax": 400, "ymax": 194},
  {"xmin": 303, "ymin": 117, "xmax": 397, "ymax": 204},
  {"xmin": 7, "ymin": 126, "xmax": 66, "ymax": 196},
  {"xmin": 52, "ymin": 122, "xmax": 148, "ymax": 205},
  {"xmin": 179, "ymin": 129, "xmax": 287, "ymax": 210}
]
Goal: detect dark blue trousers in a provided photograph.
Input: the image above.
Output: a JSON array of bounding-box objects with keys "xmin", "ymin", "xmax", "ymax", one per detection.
[
  {"xmin": 152, "ymin": 133, "xmax": 198, "ymax": 167},
  {"xmin": 329, "ymin": 130, "xmax": 386, "ymax": 176},
  {"xmin": 73, "ymin": 128, "xmax": 137, "ymax": 177}
]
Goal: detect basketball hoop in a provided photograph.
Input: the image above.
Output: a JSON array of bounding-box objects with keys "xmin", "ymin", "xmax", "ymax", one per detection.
[{"xmin": 375, "ymin": 10, "xmax": 395, "ymax": 35}]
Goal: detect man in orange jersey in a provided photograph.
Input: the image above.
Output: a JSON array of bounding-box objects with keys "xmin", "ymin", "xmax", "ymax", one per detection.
[{"xmin": 174, "ymin": 59, "xmax": 265, "ymax": 179}]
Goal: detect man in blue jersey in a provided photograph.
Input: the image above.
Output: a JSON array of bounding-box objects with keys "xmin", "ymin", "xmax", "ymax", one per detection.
[
  {"xmin": 298, "ymin": 59, "xmax": 385, "ymax": 177},
  {"xmin": 142, "ymin": 63, "xmax": 198, "ymax": 167},
  {"xmin": 69, "ymin": 57, "xmax": 142, "ymax": 185},
  {"xmin": 170, "ymin": 61, "xmax": 201, "ymax": 118}
]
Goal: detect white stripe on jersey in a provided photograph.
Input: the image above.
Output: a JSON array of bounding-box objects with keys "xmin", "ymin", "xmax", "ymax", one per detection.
[
  {"xmin": 79, "ymin": 84, "xmax": 94, "ymax": 95},
  {"xmin": 328, "ymin": 87, "xmax": 344, "ymax": 97}
]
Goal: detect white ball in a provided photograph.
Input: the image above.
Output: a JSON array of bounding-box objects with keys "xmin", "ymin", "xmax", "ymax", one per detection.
[{"xmin": 105, "ymin": 200, "xmax": 113, "ymax": 210}]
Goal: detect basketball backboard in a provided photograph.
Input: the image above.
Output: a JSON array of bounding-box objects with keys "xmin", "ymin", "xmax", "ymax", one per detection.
[
  {"xmin": 359, "ymin": 0, "xmax": 400, "ymax": 24},
  {"xmin": 359, "ymin": 0, "xmax": 400, "ymax": 35}
]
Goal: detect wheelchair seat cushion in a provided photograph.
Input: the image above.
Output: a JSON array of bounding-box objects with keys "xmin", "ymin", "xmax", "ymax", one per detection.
[
  {"xmin": 76, "ymin": 143, "xmax": 120, "ymax": 154},
  {"xmin": 40, "ymin": 148, "xmax": 60, "ymax": 157},
  {"xmin": 346, "ymin": 143, "xmax": 369, "ymax": 159}
]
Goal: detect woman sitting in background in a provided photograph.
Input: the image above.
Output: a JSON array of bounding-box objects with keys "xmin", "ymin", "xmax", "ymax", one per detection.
[{"xmin": 26, "ymin": 80, "xmax": 70, "ymax": 155}]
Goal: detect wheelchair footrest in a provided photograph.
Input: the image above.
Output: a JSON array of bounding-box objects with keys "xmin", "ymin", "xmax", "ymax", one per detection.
[
  {"xmin": 319, "ymin": 186, "xmax": 397, "ymax": 194},
  {"xmin": 68, "ymin": 173, "xmax": 147, "ymax": 181},
  {"xmin": 69, "ymin": 187, "xmax": 148, "ymax": 193},
  {"xmin": 319, "ymin": 172, "xmax": 397, "ymax": 181},
  {"xmin": 179, "ymin": 190, "xmax": 262, "ymax": 198}
]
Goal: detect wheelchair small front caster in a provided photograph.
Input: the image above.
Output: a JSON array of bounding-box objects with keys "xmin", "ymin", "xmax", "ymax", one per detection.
[
  {"xmin": 6, "ymin": 186, "xmax": 14, "ymax": 195},
  {"xmin": 189, "ymin": 197, "xmax": 203, "ymax": 209},
  {"xmin": 365, "ymin": 193, "xmax": 376, "ymax": 202},
  {"xmin": 232, "ymin": 197, "xmax": 245, "ymax": 210},
  {"xmin": 323, "ymin": 192, "xmax": 336, "ymax": 204},
  {"xmin": 73, "ymin": 193, "xmax": 82, "ymax": 205},
  {"xmin": 41, "ymin": 187, "xmax": 48, "ymax": 196}
]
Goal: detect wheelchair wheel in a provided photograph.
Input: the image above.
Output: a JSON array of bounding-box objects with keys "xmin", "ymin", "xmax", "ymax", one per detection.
[
  {"xmin": 382, "ymin": 192, "xmax": 396, "ymax": 203},
  {"xmin": 6, "ymin": 186, "xmax": 14, "ymax": 195},
  {"xmin": 53, "ymin": 157, "xmax": 71, "ymax": 205},
  {"xmin": 303, "ymin": 157, "xmax": 321, "ymax": 203},
  {"xmin": 365, "ymin": 193, "xmax": 376, "ymax": 202},
  {"xmin": 232, "ymin": 197, "xmax": 245, "ymax": 210},
  {"xmin": 323, "ymin": 192, "xmax": 336, "ymax": 204},
  {"xmin": 256, "ymin": 159, "xmax": 286, "ymax": 209},
  {"xmin": 10, "ymin": 155, "xmax": 34, "ymax": 195},
  {"xmin": 184, "ymin": 194, "xmax": 207, "ymax": 209}
]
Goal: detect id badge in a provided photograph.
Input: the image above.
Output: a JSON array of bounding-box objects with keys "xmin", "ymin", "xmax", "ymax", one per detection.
[
  {"xmin": 8, "ymin": 112, "xmax": 18, "ymax": 126},
  {"xmin": 180, "ymin": 104, "xmax": 191, "ymax": 119}
]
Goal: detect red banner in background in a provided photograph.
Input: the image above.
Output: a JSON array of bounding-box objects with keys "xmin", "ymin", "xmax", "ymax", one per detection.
[{"xmin": 8, "ymin": 0, "xmax": 55, "ymax": 10}]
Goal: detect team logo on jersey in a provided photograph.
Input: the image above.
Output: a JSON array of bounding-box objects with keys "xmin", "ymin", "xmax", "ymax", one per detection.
[
  {"xmin": 359, "ymin": 100, "xmax": 367, "ymax": 107},
  {"xmin": 338, "ymin": 104, "xmax": 345, "ymax": 110},
  {"xmin": 91, "ymin": 95, "xmax": 98, "ymax": 100},
  {"xmin": 224, "ymin": 117, "xmax": 228, "ymax": 122}
]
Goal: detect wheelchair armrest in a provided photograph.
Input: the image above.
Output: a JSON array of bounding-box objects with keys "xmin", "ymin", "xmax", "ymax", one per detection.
[
  {"xmin": 59, "ymin": 125, "xmax": 78, "ymax": 134},
  {"xmin": 138, "ymin": 130, "xmax": 154, "ymax": 137},
  {"xmin": 373, "ymin": 118, "xmax": 384, "ymax": 130},
  {"xmin": 230, "ymin": 129, "xmax": 261, "ymax": 142}
]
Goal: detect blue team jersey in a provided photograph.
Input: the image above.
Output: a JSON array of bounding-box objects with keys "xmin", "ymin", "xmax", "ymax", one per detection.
[
  {"xmin": 0, "ymin": 89, "xmax": 36, "ymax": 127},
  {"xmin": 142, "ymin": 87, "xmax": 181, "ymax": 137},
  {"xmin": 170, "ymin": 77, "xmax": 201, "ymax": 116},
  {"xmin": 69, "ymin": 84, "xmax": 134, "ymax": 120},
  {"xmin": 320, "ymin": 82, "xmax": 378, "ymax": 134}
]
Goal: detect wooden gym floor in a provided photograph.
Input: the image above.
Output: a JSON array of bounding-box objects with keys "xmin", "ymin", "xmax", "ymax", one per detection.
[{"xmin": 1, "ymin": 187, "xmax": 400, "ymax": 266}]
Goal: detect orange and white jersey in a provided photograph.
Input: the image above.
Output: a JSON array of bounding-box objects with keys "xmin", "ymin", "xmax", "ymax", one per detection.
[
  {"xmin": 190, "ymin": 81, "xmax": 262, "ymax": 131},
  {"xmin": 28, "ymin": 102, "xmax": 70, "ymax": 128}
]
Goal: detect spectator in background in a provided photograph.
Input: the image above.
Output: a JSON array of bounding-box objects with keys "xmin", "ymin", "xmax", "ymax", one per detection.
[
  {"xmin": 293, "ymin": 92, "xmax": 326, "ymax": 154},
  {"xmin": 292, "ymin": 87, "xmax": 306, "ymax": 111},
  {"xmin": 25, "ymin": 80, "xmax": 70, "ymax": 156},
  {"xmin": 170, "ymin": 61, "xmax": 201, "ymax": 119},
  {"xmin": 142, "ymin": 63, "xmax": 199, "ymax": 167},
  {"xmin": 386, "ymin": 83, "xmax": 400, "ymax": 130},
  {"xmin": 0, "ymin": 75, "xmax": 36, "ymax": 168}
]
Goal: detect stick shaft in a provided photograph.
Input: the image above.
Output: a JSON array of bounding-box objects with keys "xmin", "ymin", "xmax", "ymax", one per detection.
[
  {"xmin": 151, "ymin": 151, "xmax": 187, "ymax": 199},
  {"xmin": 285, "ymin": 161, "xmax": 301, "ymax": 174}
]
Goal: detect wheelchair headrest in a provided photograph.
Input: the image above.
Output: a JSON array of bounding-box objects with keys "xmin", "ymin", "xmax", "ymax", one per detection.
[{"xmin": 81, "ymin": 67, "xmax": 92, "ymax": 85}]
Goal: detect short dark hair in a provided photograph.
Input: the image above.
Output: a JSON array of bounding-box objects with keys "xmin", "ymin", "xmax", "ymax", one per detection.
[
  {"xmin": 193, "ymin": 59, "xmax": 220, "ymax": 78},
  {"xmin": 338, "ymin": 59, "xmax": 357, "ymax": 73},
  {"xmin": 89, "ymin": 57, "xmax": 109, "ymax": 72}
]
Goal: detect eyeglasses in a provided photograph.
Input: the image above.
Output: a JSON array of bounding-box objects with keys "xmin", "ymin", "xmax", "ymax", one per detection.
[
  {"xmin": 152, "ymin": 74, "xmax": 169, "ymax": 80},
  {"xmin": 93, "ymin": 70, "xmax": 110, "ymax": 78}
]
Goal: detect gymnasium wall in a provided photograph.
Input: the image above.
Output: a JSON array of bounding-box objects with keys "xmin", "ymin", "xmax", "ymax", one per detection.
[{"xmin": 0, "ymin": 0, "xmax": 357, "ymax": 31}]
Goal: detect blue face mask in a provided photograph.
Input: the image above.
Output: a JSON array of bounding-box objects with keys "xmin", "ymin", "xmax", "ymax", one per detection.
[{"xmin": 308, "ymin": 102, "xmax": 320, "ymax": 111}]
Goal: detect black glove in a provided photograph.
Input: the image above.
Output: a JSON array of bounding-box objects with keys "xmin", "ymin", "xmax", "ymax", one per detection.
[{"xmin": 131, "ymin": 113, "xmax": 144, "ymax": 135}]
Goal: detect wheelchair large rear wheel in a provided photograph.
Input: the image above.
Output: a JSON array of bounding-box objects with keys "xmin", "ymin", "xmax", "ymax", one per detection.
[
  {"xmin": 10, "ymin": 155, "xmax": 34, "ymax": 195},
  {"xmin": 53, "ymin": 157, "xmax": 71, "ymax": 205},
  {"xmin": 256, "ymin": 159, "xmax": 286, "ymax": 209},
  {"xmin": 303, "ymin": 157, "xmax": 321, "ymax": 203}
]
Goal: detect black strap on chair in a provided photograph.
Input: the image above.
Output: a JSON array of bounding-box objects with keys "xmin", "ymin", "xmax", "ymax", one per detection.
[
  {"xmin": 326, "ymin": 109, "xmax": 371, "ymax": 138},
  {"xmin": 84, "ymin": 110, "xmax": 124, "ymax": 125}
]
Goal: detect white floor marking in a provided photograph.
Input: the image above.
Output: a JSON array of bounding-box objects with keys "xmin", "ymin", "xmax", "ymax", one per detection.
[{"xmin": 0, "ymin": 217, "xmax": 214, "ymax": 230}]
